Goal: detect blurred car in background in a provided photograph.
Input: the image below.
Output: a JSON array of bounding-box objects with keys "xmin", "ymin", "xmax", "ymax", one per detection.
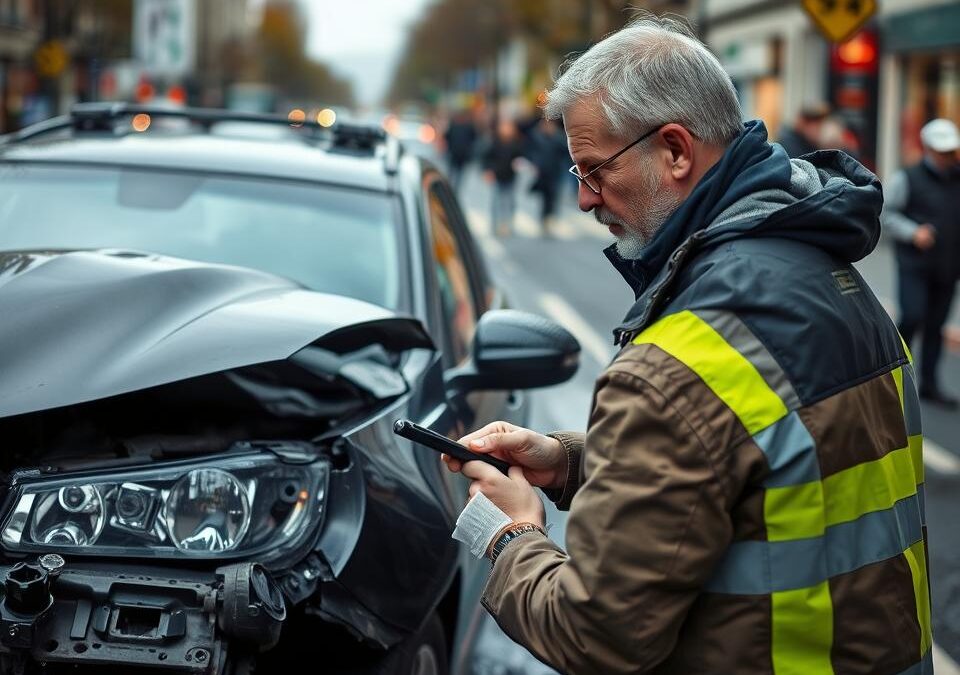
[
  {"xmin": 0, "ymin": 104, "xmax": 580, "ymax": 675},
  {"xmin": 380, "ymin": 112, "xmax": 441, "ymax": 160}
]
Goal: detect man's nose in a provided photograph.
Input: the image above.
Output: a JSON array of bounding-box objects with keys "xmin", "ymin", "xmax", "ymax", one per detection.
[{"xmin": 578, "ymin": 183, "xmax": 602, "ymax": 212}]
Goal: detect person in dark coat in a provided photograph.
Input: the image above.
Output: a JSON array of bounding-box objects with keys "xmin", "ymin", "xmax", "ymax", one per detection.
[
  {"xmin": 881, "ymin": 117, "xmax": 960, "ymax": 407},
  {"xmin": 527, "ymin": 118, "xmax": 571, "ymax": 235},
  {"xmin": 444, "ymin": 110, "xmax": 477, "ymax": 191},
  {"xmin": 483, "ymin": 119, "xmax": 526, "ymax": 237},
  {"xmin": 777, "ymin": 105, "xmax": 830, "ymax": 158}
]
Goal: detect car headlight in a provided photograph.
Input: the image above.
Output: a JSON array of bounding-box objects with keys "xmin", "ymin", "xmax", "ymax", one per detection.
[{"xmin": 1, "ymin": 451, "xmax": 329, "ymax": 564}]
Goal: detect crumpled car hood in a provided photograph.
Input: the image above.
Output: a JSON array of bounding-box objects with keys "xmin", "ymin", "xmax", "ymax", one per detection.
[{"xmin": 0, "ymin": 250, "xmax": 432, "ymax": 418}]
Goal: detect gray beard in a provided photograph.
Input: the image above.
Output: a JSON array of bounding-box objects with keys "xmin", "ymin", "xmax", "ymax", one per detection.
[{"xmin": 595, "ymin": 181, "xmax": 680, "ymax": 260}]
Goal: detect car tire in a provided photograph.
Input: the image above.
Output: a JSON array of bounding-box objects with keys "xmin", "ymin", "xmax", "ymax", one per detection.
[{"xmin": 364, "ymin": 611, "xmax": 448, "ymax": 675}]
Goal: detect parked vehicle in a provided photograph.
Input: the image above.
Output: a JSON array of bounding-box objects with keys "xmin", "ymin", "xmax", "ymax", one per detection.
[{"xmin": 0, "ymin": 105, "xmax": 581, "ymax": 674}]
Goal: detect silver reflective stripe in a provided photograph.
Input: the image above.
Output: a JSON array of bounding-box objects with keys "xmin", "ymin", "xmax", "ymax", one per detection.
[
  {"xmin": 753, "ymin": 411, "xmax": 820, "ymax": 488},
  {"xmin": 696, "ymin": 309, "xmax": 801, "ymax": 411},
  {"xmin": 902, "ymin": 363, "xmax": 922, "ymax": 437},
  {"xmin": 918, "ymin": 484, "xmax": 927, "ymax": 525},
  {"xmin": 705, "ymin": 495, "xmax": 923, "ymax": 594},
  {"xmin": 895, "ymin": 648, "xmax": 933, "ymax": 675}
]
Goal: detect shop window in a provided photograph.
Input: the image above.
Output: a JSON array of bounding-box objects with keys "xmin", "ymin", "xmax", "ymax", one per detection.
[{"xmin": 901, "ymin": 51, "xmax": 960, "ymax": 165}]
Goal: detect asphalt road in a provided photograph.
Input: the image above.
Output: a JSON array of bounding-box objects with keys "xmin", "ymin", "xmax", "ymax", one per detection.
[{"xmin": 453, "ymin": 163, "xmax": 960, "ymax": 674}]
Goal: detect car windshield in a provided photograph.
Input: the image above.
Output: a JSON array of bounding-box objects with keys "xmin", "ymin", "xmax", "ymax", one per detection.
[{"xmin": 0, "ymin": 164, "xmax": 403, "ymax": 310}]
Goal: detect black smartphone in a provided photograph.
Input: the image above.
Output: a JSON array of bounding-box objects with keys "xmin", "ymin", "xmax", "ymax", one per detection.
[{"xmin": 393, "ymin": 419, "xmax": 510, "ymax": 475}]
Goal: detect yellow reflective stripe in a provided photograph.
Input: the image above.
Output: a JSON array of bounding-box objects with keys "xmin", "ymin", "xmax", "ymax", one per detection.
[
  {"xmin": 900, "ymin": 333, "xmax": 913, "ymax": 363},
  {"xmin": 765, "ymin": 481, "xmax": 826, "ymax": 541},
  {"xmin": 823, "ymin": 446, "xmax": 917, "ymax": 526},
  {"xmin": 633, "ymin": 310, "xmax": 788, "ymax": 435},
  {"xmin": 772, "ymin": 581, "xmax": 834, "ymax": 675},
  {"xmin": 904, "ymin": 540, "xmax": 932, "ymax": 655},
  {"xmin": 765, "ymin": 446, "xmax": 919, "ymax": 541},
  {"xmin": 909, "ymin": 435, "xmax": 925, "ymax": 485},
  {"xmin": 893, "ymin": 366, "xmax": 905, "ymax": 409}
]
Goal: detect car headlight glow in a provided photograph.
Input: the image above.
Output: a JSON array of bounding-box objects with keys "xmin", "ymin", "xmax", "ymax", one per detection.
[{"xmin": 1, "ymin": 451, "xmax": 329, "ymax": 564}]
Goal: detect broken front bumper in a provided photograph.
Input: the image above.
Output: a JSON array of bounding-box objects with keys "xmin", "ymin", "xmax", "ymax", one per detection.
[{"xmin": 0, "ymin": 558, "xmax": 285, "ymax": 673}]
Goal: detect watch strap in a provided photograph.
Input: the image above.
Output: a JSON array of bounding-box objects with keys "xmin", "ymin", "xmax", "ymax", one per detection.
[{"xmin": 489, "ymin": 522, "xmax": 545, "ymax": 564}]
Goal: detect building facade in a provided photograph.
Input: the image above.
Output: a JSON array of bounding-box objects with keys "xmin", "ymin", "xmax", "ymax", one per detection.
[{"xmin": 877, "ymin": 0, "xmax": 960, "ymax": 177}]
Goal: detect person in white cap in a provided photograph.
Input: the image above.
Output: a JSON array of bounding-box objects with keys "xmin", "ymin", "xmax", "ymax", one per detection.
[{"xmin": 881, "ymin": 118, "xmax": 960, "ymax": 407}]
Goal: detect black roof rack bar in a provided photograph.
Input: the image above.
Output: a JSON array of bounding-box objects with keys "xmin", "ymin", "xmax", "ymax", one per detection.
[
  {"xmin": 2, "ymin": 114, "xmax": 73, "ymax": 144},
  {"xmin": 5, "ymin": 102, "xmax": 391, "ymax": 146}
]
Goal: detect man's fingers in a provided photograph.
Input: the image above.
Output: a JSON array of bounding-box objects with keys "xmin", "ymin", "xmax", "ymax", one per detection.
[
  {"xmin": 466, "ymin": 429, "xmax": 528, "ymax": 455},
  {"xmin": 458, "ymin": 421, "xmax": 512, "ymax": 447},
  {"xmin": 441, "ymin": 454, "xmax": 463, "ymax": 473},
  {"xmin": 508, "ymin": 465, "xmax": 529, "ymax": 486},
  {"xmin": 461, "ymin": 459, "xmax": 504, "ymax": 483}
]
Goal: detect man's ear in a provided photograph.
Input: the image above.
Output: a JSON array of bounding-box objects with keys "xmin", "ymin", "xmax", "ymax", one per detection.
[{"xmin": 659, "ymin": 124, "xmax": 695, "ymax": 181}]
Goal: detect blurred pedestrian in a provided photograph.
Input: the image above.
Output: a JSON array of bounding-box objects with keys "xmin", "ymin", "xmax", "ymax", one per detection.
[
  {"xmin": 444, "ymin": 15, "xmax": 929, "ymax": 675},
  {"xmin": 483, "ymin": 119, "xmax": 525, "ymax": 237},
  {"xmin": 778, "ymin": 104, "xmax": 830, "ymax": 157},
  {"xmin": 881, "ymin": 118, "xmax": 960, "ymax": 408},
  {"xmin": 444, "ymin": 110, "xmax": 477, "ymax": 191},
  {"xmin": 527, "ymin": 118, "xmax": 570, "ymax": 235}
]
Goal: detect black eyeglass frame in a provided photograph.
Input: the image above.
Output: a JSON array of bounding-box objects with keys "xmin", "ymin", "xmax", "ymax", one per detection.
[{"xmin": 568, "ymin": 125, "xmax": 662, "ymax": 195}]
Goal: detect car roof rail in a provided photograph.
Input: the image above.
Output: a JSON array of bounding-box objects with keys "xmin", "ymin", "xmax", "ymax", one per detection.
[{"xmin": 4, "ymin": 103, "xmax": 399, "ymax": 160}]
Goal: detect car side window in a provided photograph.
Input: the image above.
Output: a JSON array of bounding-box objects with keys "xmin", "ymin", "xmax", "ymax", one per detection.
[{"xmin": 427, "ymin": 183, "xmax": 477, "ymax": 365}]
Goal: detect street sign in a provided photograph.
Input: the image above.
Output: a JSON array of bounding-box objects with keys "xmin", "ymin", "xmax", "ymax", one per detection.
[
  {"xmin": 802, "ymin": 0, "xmax": 876, "ymax": 43},
  {"xmin": 133, "ymin": 0, "xmax": 196, "ymax": 77},
  {"xmin": 35, "ymin": 40, "xmax": 68, "ymax": 79}
]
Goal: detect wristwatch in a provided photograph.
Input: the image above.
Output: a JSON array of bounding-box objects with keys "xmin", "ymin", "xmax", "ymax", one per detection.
[{"xmin": 489, "ymin": 522, "xmax": 544, "ymax": 564}]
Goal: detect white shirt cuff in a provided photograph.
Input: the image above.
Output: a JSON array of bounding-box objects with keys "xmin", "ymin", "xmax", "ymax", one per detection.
[{"xmin": 452, "ymin": 492, "xmax": 512, "ymax": 559}]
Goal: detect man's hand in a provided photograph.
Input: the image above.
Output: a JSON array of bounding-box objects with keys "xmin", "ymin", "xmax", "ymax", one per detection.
[
  {"xmin": 462, "ymin": 462, "xmax": 545, "ymax": 529},
  {"xmin": 442, "ymin": 421, "xmax": 567, "ymax": 489},
  {"xmin": 913, "ymin": 223, "xmax": 936, "ymax": 250}
]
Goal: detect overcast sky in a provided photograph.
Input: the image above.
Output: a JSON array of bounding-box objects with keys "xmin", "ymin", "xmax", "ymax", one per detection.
[{"xmin": 301, "ymin": 0, "xmax": 431, "ymax": 107}]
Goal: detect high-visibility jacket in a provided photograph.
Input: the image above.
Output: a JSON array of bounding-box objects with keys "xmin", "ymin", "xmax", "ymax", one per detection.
[{"xmin": 481, "ymin": 122, "xmax": 932, "ymax": 674}]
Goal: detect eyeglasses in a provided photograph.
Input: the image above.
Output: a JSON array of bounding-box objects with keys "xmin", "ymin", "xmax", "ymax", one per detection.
[{"xmin": 568, "ymin": 126, "xmax": 661, "ymax": 195}]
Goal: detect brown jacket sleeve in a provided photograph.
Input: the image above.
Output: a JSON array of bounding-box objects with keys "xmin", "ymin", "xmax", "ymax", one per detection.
[
  {"xmin": 542, "ymin": 432, "xmax": 584, "ymax": 511},
  {"xmin": 481, "ymin": 368, "xmax": 735, "ymax": 675}
]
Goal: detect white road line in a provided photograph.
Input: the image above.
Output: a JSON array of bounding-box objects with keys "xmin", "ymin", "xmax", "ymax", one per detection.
[
  {"xmin": 480, "ymin": 237, "xmax": 506, "ymax": 260},
  {"xmin": 466, "ymin": 207, "xmax": 493, "ymax": 239},
  {"xmin": 513, "ymin": 211, "xmax": 543, "ymax": 238},
  {"xmin": 924, "ymin": 438, "xmax": 960, "ymax": 475},
  {"xmin": 935, "ymin": 642, "xmax": 960, "ymax": 675},
  {"xmin": 538, "ymin": 291, "xmax": 615, "ymax": 367}
]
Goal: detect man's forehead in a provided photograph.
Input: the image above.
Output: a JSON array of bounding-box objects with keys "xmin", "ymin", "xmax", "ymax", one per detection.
[{"xmin": 562, "ymin": 105, "xmax": 619, "ymax": 157}]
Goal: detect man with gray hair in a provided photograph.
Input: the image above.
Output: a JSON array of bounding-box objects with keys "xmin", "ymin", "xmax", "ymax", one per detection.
[{"xmin": 445, "ymin": 16, "xmax": 931, "ymax": 675}]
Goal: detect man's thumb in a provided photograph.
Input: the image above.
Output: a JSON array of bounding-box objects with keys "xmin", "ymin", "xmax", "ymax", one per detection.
[{"xmin": 470, "ymin": 430, "xmax": 526, "ymax": 455}]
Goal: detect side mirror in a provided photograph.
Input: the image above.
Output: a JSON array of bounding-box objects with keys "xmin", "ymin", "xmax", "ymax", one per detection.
[{"xmin": 445, "ymin": 310, "xmax": 580, "ymax": 396}]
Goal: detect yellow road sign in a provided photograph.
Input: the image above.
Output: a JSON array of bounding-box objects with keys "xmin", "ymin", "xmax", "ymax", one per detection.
[
  {"xmin": 35, "ymin": 40, "xmax": 68, "ymax": 78},
  {"xmin": 802, "ymin": 0, "xmax": 876, "ymax": 43}
]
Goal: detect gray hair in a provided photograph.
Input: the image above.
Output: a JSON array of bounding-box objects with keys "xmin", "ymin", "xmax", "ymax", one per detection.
[{"xmin": 544, "ymin": 15, "xmax": 743, "ymax": 147}]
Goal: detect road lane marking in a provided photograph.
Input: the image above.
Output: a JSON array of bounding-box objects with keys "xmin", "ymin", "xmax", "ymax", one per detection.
[
  {"xmin": 924, "ymin": 438, "xmax": 960, "ymax": 475},
  {"xmin": 514, "ymin": 211, "xmax": 543, "ymax": 238},
  {"xmin": 466, "ymin": 207, "xmax": 493, "ymax": 239},
  {"xmin": 935, "ymin": 642, "xmax": 960, "ymax": 675},
  {"xmin": 538, "ymin": 292, "xmax": 615, "ymax": 367}
]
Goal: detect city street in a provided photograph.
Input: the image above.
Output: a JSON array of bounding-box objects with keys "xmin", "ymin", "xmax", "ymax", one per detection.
[{"xmin": 457, "ymin": 164, "xmax": 960, "ymax": 674}]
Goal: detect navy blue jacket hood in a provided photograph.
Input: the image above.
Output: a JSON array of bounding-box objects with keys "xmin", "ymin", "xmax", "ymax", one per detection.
[
  {"xmin": 606, "ymin": 120, "xmax": 882, "ymax": 296},
  {"xmin": 606, "ymin": 120, "xmax": 883, "ymax": 339}
]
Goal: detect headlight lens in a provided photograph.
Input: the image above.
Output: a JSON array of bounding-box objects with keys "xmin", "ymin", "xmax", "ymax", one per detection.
[
  {"xmin": 1, "ymin": 452, "xmax": 328, "ymax": 563},
  {"xmin": 165, "ymin": 469, "xmax": 250, "ymax": 552}
]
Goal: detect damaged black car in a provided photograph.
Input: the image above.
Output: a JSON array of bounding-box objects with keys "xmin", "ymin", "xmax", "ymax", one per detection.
[{"xmin": 0, "ymin": 106, "xmax": 580, "ymax": 674}]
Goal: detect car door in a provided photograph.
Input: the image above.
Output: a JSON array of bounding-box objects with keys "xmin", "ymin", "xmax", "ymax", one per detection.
[{"xmin": 423, "ymin": 175, "xmax": 525, "ymax": 431}]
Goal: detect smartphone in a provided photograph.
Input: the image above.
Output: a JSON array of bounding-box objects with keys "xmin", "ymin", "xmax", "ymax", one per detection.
[{"xmin": 393, "ymin": 419, "xmax": 510, "ymax": 475}]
